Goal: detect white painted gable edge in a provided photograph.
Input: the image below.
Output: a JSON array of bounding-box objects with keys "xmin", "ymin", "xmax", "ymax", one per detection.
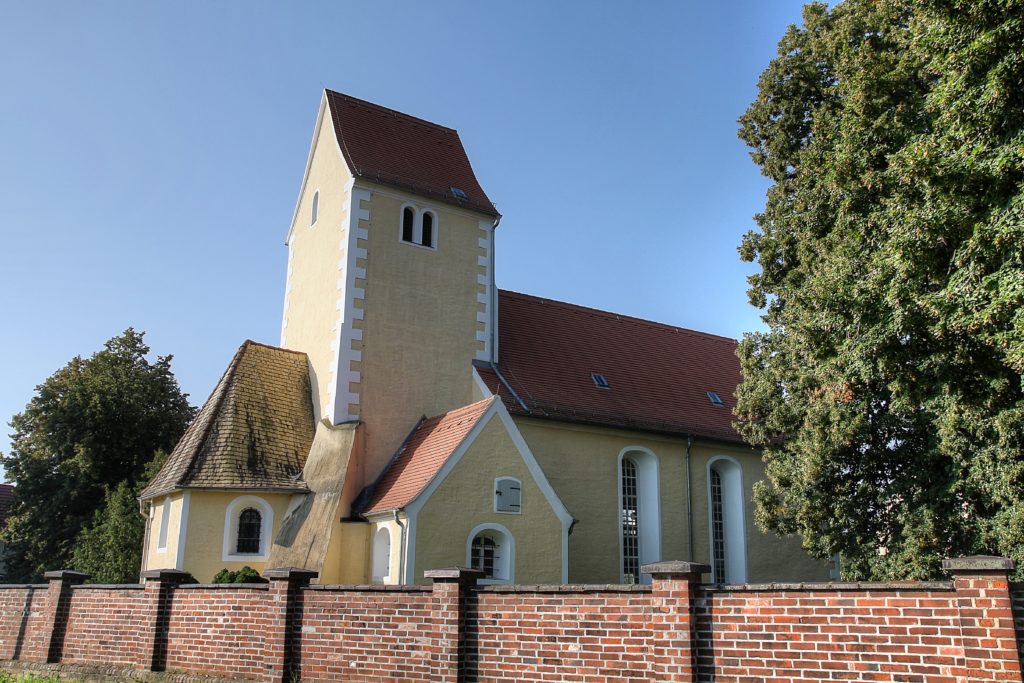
[{"xmin": 402, "ymin": 396, "xmax": 573, "ymax": 583}]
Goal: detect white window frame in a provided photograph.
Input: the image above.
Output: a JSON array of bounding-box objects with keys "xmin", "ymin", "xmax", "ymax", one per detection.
[
  {"xmin": 222, "ymin": 495, "xmax": 274, "ymax": 562},
  {"xmin": 617, "ymin": 447, "xmax": 662, "ymax": 584},
  {"xmin": 372, "ymin": 526, "xmax": 393, "ymax": 584},
  {"xmin": 398, "ymin": 202, "xmax": 438, "ymax": 251},
  {"xmin": 466, "ymin": 523, "xmax": 514, "ymax": 584},
  {"xmin": 156, "ymin": 496, "xmax": 171, "ymax": 553},
  {"xmin": 706, "ymin": 455, "xmax": 748, "ymax": 584},
  {"xmin": 310, "ymin": 189, "xmax": 320, "ymax": 227},
  {"xmin": 493, "ymin": 476, "xmax": 522, "ymax": 515}
]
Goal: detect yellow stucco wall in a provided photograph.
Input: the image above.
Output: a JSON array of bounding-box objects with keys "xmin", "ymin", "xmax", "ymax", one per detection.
[
  {"xmin": 178, "ymin": 491, "xmax": 293, "ymax": 583},
  {"xmin": 143, "ymin": 491, "xmax": 186, "ymax": 571},
  {"xmin": 412, "ymin": 415, "xmax": 563, "ymax": 584},
  {"xmin": 365, "ymin": 516, "xmax": 404, "ymax": 585},
  {"xmin": 355, "ymin": 183, "xmax": 491, "ymax": 486},
  {"xmin": 515, "ymin": 417, "xmax": 829, "ymax": 584},
  {"xmin": 281, "ymin": 106, "xmax": 353, "ymax": 421}
]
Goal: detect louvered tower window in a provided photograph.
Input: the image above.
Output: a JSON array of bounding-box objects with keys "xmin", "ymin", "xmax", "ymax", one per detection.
[
  {"xmin": 621, "ymin": 458, "xmax": 640, "ymax": 583},
  {"xmin": 710, "ymin": 469, "xmax": 727, "ymax": 582},
  {"xmin": 236, "ymin": 508, "xmax": 262, "ymax": 554}
]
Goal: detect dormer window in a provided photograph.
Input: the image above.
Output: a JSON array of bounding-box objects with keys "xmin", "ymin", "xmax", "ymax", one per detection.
[{"xmin": 399, "ymin": 204, "xmax": 437, "ymax": 249}]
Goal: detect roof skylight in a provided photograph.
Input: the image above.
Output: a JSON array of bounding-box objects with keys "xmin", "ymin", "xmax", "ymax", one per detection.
[
  {"xmin": 707, "ymin": 391, "xmax": 724, "ymax": 407},
  {"xmin": 450, "ymin": 186, "xmax": 468, "ymax": 200},
  {"xmin": 592, "ymin": 373, "xmax": 610, "ymax": 389}
]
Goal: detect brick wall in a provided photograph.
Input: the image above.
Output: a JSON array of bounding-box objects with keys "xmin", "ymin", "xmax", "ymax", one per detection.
[{"xmin": 0, "ymin": 558, "xmax": 1022, "ymax": 683}]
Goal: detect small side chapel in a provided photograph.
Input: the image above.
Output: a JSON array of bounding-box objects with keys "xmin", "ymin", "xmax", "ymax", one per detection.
[{"xmin": 140, "ymin": 90, "xmax": 829, "ymax": 585}]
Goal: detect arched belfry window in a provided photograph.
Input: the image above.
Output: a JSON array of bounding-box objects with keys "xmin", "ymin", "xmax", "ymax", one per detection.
[
  {"xmin": 236, "ymin": 508, "xmax": 262, "ymax": 554},
  {"xmin": 399, "ymin": 205, "xmax": 438, "ymax": 249},
  {"xmin": 466, "ymin": 524, "xmax": 514, "ymax": 583},
  {"xmin": 311, "ymin": 190, "xmax": 319, "ymax": 227},
  {"xmin": 618, "ymin": 448, "xmax": 661, "ymax": 584},
  {"xmin": 707, "ymin": 456, "xmax": 747, "ymax": 584},
  {"xmin": 372, "ymin": 526, "xmax": 392, "ymax": 583}
]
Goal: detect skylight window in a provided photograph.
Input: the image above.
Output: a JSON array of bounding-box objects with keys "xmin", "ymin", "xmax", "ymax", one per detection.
[
  {"xmin": 592, "ymin": 373, "xmax": 610, "ymax": 389},
  {"xmin": 707, "ymin": 391, "xmax": 724, "ymax": 407},
  {"xmin": 450, "ymin": 186, "xmax": 468, "ymax": 201}
]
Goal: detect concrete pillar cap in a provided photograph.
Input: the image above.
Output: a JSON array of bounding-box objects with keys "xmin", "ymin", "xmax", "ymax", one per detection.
[
  {"xmin": 263, "ymin": 567, "xmax": 319, "ymax": 581},
  {"xmin": 42, "ymin": 570, "xmax": 89, "ymax": 584},
  {"xmin": 424, "ymin": 566, "xmax": 485, "ymax": 582},
  {"xmin": 140, "ymin": 568, "xmax": 194, "ymax": 582},
  {"xmin": 641, "ymin": 560, "xmax": 711, "ymax": 577}
]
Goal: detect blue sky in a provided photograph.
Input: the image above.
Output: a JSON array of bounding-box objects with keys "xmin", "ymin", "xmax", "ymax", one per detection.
[{"xmin": 0, "ymin": 1, "xmax": 810, "ymax": 471}]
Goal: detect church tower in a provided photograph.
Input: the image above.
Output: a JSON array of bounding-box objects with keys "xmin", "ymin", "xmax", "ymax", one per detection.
[{"xmin": 280, "ymin": 90, "xmax": 500, "ymax": 499}]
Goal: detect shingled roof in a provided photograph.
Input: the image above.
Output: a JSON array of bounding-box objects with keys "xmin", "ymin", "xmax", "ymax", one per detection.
[
  {"xmin": 325, "ymin": 90, "xmax": 498, "ymax": 217},
  {"xmin": 482, "ymin": 291, "xmax": 744, "ymax": 444},
  {"xmin": 141, "ymin": 341, "xmax": 315, "ymax": 500},
  {"xmin": 363, "ymin": 397, "xmax": 495, "ymax": 514}
]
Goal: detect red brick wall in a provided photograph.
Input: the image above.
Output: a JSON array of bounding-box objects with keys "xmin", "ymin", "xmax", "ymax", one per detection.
[
  {"xmin": 60, "ymin": 586, "xmax": 146, "ymax": 666},
  {"xmin": 694, "ymin": 585, "xmax": 963, "ymax": 682},
  {"xmin": 465, "ymin": 586, "xmax": 655, "ymax": 683},
  {"xmin": 294, "ymin": 586, "xmax": 434, "ymax": 681},
  {"xmin": 2, "ymin": 564, "xmax": 1023, "ymax": 683},
  {"xmin": 1011, "ymin": 583, "xmax": 1024, "ymax": 674},
  {"xmin": 0, "ymin": 586, "xmax": 47, "ymax": 661},
  {"xmin": 163, "ymin": 585, "xmax": 270, "ymax": 680}
]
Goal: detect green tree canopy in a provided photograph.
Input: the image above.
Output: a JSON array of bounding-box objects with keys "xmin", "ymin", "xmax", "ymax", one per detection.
[
  {"xmin": 1, "ymin": 330, "xmax": 195, "ymax": 581},
  {"xmin": 737, "ymin": 0, "xmax": 1024, "ymax": 579}
]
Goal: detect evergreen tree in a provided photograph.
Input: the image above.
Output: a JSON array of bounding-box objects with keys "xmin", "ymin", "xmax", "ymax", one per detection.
[
  {"xmin": 737, "ymin": 0, "xmax": 1024, "ymax": 579},
  {"xmin": 1, "ymin": 330, "xmax": 194, "ymax": 581}
]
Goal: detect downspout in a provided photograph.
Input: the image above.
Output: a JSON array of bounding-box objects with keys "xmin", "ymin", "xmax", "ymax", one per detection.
[
  {"xmin": 485, "ymin": 214, "xmax": 531, "ymax": 413},
  {"xmin": 393, "ymin": 510, "xmax": 406, "ymax": 585},
  {"xmin": 685, "ymin": 435, "xmax": 694, "ymax": 561}
]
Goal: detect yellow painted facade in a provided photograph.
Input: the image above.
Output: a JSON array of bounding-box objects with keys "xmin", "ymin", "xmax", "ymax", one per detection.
[
  {"xmin": 280, "ymin": 105, "xmax": 353, "ymax": 422},
  {"xmin": 515, "ymin": 417, "xmax": 830, "ymax": 583},
  {"xmin": 412, "ymin": 415, "xmax": 564, "ymax": 585},
  {"xmin": 144, "ymin": 491, "xmax": 187, "ymax": 572}
]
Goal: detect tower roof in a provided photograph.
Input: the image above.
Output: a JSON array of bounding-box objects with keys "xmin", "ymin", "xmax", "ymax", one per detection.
[
  {"xmin": 325, "ymin": 90, "xmax": 499, "ymax": 217},
  {"xmin": 141, "ymin": 341, "xmax": 316, "ymax": 499}
]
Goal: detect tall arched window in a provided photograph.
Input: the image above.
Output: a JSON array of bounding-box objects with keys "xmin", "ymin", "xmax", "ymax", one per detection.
[
  {"xmin": 372, "ymin": 527, "xmax": 392, "ymax": 583},
  {"xmin": 707, "ymin": 456, "xmax": 747, "ymax": 584},
  {"xmin": 466, "ymin": 524, "xmax": 514, "ymax": 583},
  {"xmin": 311, "ymin": 190, "xmax": 319, "ymax": 227},
  {"xmin": 421, "ymin": 211, "xmax": 435, "ymax": 248},
  {"xmin": 618, "ymin": 448, "xmax": 661, "ymax": 584},
  {"xmin": 236, "ymin": 508, "xmax": 262, "ymax": 554},
  {"xmin": 402, "ymin": 206, "xmax": 415, "ymax": 243}
]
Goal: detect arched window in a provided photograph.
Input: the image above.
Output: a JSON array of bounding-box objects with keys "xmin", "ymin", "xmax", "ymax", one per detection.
[
  {"xmin": 223, "ymin": 496, "xmax": 273, "ymax": 562},
  {"xmin": 311, "ymin": 190, "xmax": 319, "ymax": 227},
  {"xmin": 466, "ymin": 524, "xmax": 513, "ymax": 583},
  {"xmin": 707, "ymin": 456, "xmax": 747, "ymax": 584},
  {"xmin": 421, "ymin": 211, "xmax": 434, "ymax": 248},
  {"xmin": 236, "ymin": 508, "xmax": 262, "ymax": 554},
  {"xmin": 402, "ymin": 206, "xmax": 415, "ymax": 243},
  {"xmin": 372, "ymin": 527, "xmax": 392, "ymax": 583},
  {"xmin": 618, "ymin": 448, "xmax": 661, "ymax": 584}
]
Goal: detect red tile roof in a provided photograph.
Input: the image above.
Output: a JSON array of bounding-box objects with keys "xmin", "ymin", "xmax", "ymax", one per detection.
[
  {"xmin": 486, "ymin": 291, "xmax": 744, "ymax": 443},
  {"xmin": 326, "ymin": 90, "xmax": 499, "ymax": 217},
  {"xmin": 365, "ymin": 398, "xmax": 495, "ymax": 514},
  {"xmin": 0, "ymin": 484, "xmax": 14, "ymax": 528}
]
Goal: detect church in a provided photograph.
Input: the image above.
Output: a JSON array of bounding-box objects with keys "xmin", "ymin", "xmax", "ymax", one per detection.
[{"xmin": 139, "ymin": 90, "xmax": 829, "ymax": 585}]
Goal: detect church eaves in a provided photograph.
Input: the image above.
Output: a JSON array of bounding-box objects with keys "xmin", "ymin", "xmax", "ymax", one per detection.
[
  {"xmin": 325, "ymin": 89, "xmax": 499, "ymax": 217},
  {"xmin": 140, "ymin": 340, "xmax": 315, "ymax": 500}
]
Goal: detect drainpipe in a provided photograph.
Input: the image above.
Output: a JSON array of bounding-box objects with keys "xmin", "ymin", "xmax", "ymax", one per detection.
[
  {"xmin": 685, "ymin": 435, "xmax": 694, "ymax": 561},
  {"xmin": 393, "ymin": 510, "xmax": 406, "ymax": 585}
]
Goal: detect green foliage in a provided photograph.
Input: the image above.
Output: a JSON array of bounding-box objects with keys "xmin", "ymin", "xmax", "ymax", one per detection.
[
  {"xmin": 0, "ymin": 673, "xmax": 64, "ymax": 683},
  {"xmin": 0, "ymin": 330, "xmax": 195, "ymax": 582},
  {"xmin": 212, "ymin": 566, "xmax": 267, "ymax": 584},
  {"xmin": 737, "ymin": 0, "xmax": 1024, "ymax": 579}
]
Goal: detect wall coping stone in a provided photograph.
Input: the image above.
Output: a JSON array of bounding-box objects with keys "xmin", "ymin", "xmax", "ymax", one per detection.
[
  {"xmin": 477, "ymin": 584, "xmax": 653, "ymax": 594},
  {"xmin": 71, "ymin": 584, "xmax": 145, "ymax": 590},
  {"xmin": 174, "ymin": 583, "xmax": 269, "ymax": 590},
  {"xmin": 43, "ymin": 570, "xmax": 88, "ymax": 583},
  {"xmin": 702, "ymin": 581, "xmax": 955, "ymax": 592},
  {"xmin": 942, "ymin": 555, "xmax": 1015, "ymax": 572},
  {"xmin": 0, "ymin": 584, "xmax": 47, "ymax": 590},
  {"xmin": 641, "ymin": 560, "xmax": 711, "ymax": 576}
]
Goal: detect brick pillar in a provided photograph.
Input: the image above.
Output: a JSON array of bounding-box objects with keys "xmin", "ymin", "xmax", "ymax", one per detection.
[
  {"xmin": 944, "ymin": 556, "xmax": 1024, "ymax": 683},
  {"xmin": 38, "ymin": 569, "xmax": 88, "ymax": 663},
  {"xmin": 425, "ymin": 566, "xmax": 484, "ymax": 683},
  {"xmin": 643, "ymin": 561, "xmax": 709, "ymax": 683},
  {"xmin": 264, "ymin": 567, "xmax": 317, "ymax": 683},
  {"xmin": 136, "ymin": 568, "xmax": 193, "ymax": 672}
]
